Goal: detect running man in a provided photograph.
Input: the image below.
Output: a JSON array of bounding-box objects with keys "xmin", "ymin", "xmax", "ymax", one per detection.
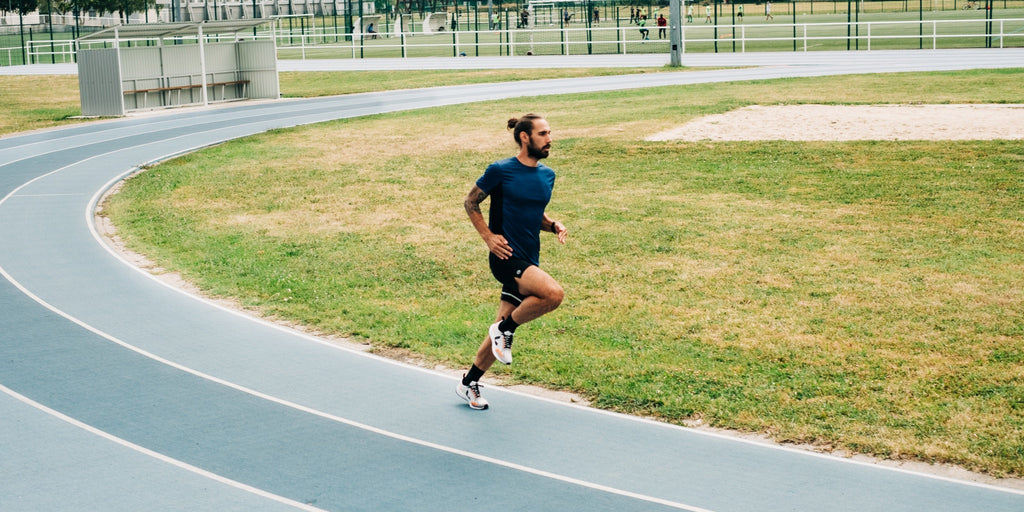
[{"xmin": 457, "ymin": 114, "xmax": 568, "ymax": 410}]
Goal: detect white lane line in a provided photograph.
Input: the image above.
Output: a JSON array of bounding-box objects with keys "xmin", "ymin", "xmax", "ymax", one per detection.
[
  {"xmin": 11, "ymin": 193, "xmax": 84, "ymax": 197},
  {"xmin": 0, "ymin": 383, "xmax": 328, "ymax": 512},
  {"xmin": 71, "ymin": 106, "xmax": 1024, "ymax": 499},
  {"xmin": 79, "ymin": 96, "xmax": 1024, "ymax": 502},
  {"xmin": 0, "ymin": 258, "xmax": 715, "ymax": 512},
  {"xmin": 0, "ymin": 95, "xmax": 344, "ymax": 171},
  {"xmin": 0, "ymin": 120, "xmax": 717, "ymax": 512},
  {"xmin": 85, "ymin": 159, "xmax": 1024, "ymax": 502},
  {"xmin": 4, "ymin": 73, "xmax": 1019, "ymax": 512}
]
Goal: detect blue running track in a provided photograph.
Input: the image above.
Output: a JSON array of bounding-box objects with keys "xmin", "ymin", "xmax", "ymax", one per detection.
[{"xmin": 1, "ymin": 50, "xmax": 1023, "ymax": 511}]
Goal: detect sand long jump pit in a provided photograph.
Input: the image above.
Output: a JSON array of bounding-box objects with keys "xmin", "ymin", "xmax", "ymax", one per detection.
[{"xmin": 647, "ymin": 104, "xmax": 1024, "ymax": 142}]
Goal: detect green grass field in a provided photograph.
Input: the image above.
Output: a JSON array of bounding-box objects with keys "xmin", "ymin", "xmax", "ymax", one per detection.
[
  {"xmin": 91, "ymin": 68, "xmax": 1024, "ymax": 478},
  {"xmin": 0, "ymin": 75, "xmax": 83, "ymax": 134}
]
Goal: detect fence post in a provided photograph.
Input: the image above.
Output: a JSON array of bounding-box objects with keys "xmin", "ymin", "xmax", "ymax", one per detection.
[
  {"xmin": 506, "ymin": 11, "xmax": 512, "ymax": 55},
  {"xmin": 919, "ymin": 0, "xmax": 924, "ymax": 49},
  {"xmin": 846, "ymin": 0, "xmax": 852, "ymax": 50},
  {"xmin": 669, "ymin": 0, "xmax": 682, "ymax": 66},
  {"xmin": 616, "ymin": 6, "xmax": 622, "ymax": 54},
  {"xmin": 792, "ymin": 1, "xmax": 797, "ymax": 51}
]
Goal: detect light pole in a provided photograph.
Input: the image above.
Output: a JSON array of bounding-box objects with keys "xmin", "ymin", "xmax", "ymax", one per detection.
[{"xmin": 669, "ymin": 0, "xmax": 683, "ymax": 66}]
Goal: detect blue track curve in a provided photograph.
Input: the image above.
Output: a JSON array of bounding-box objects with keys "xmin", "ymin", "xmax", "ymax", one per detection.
[{"xmin": 1, "ymin": 50, "xmax": 1023, "ymax": 511}]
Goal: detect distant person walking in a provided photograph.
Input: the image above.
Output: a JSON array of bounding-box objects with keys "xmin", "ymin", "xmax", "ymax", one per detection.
[
  {"xmin": 657, "ymin": 13, "xmax": 667, "ymax": 38},
  {"xmin": 765, "ymin": 1, "xmax": 774, "ymax": 20},
  {"xmin": 457, "ymin": 114, "xmax": 568, "ymax": 410}
]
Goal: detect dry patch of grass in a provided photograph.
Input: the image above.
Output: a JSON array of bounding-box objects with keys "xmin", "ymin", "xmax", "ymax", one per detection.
[
  {"xmin": 105, "ymin": 70, "xmax": 1024, "ymax": 478},
  {"xmin": 0, "ymin": 75, "xmax": 83, "ymax": 135}
]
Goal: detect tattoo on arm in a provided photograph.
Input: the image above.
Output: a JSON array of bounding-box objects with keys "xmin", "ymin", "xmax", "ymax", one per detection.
[{"xmin": 464, "ymin": 187, "xmax": 487, "ymax": 216}]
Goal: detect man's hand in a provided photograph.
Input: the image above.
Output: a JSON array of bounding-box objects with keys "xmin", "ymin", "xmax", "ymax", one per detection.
[
  {"xmin": 485, "ymin": 233, "xmax": 513, "ymax": 260},
  {"xmin": 552, "ymin": 222, "xmax": 568, "ymax": 245}
]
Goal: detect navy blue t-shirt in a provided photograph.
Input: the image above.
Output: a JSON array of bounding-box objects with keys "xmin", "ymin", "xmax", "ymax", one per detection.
[{"xmin": 476, "ymin": 156, "xmax": 556, "ymax": 266}]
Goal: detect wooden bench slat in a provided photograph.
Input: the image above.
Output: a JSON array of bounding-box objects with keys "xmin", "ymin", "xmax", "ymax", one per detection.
[{"xmin": 124, "ymin": 80, "xmax": 249, "ymax": 95}]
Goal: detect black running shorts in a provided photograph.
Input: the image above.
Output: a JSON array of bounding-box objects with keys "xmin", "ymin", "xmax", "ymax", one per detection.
[{"xmin": 488, "ymin": 254, "xmax": 533, "ymax": 306}]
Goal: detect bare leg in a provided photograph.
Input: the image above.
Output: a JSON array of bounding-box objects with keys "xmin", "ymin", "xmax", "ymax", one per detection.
[
  {"xmin": 507, "ymin": 266, "xmax": 564, "ymax": 325},
  {"xmin": 473, "ymin": 300, "xmax": 517, "ymax": 371},
  {"xmin": 472, "ymin": 266, "xmax": 564, "ymax": 371}
]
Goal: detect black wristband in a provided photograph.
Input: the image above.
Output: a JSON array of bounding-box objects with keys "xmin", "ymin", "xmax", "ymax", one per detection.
[{"xmin": 551, "ymin": 221, "xmax": 558, "ymax": 233}]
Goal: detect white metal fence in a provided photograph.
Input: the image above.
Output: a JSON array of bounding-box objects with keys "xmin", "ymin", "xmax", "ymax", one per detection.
[
  {"xmin": 275, "ymin": 17, "xmax": 1024, "ymax": 58},
  {"xmin": 3, "ymin": 17, "xmax": 1022, "ymax": 66},
  {"xmin": 714, "ymin": 17, "xmax": 1023, "ymax": 51}
]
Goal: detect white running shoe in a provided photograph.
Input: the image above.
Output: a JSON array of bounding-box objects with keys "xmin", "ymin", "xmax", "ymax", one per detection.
[
  {"xmin": 489, "ymin": 322, "xmax": 513, "ymax": 365},
  {"xmin": 457, "ymin": 376, "xmax": 489, "ymax": 410}
]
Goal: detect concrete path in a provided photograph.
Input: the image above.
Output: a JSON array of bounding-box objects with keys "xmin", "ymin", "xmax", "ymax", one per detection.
[{"xmin": 1, "ymin": 50, "xmax": 1023, "ymax": 511}]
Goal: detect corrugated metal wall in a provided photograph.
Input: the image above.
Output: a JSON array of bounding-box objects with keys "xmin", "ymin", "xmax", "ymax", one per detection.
[
  {"xmin": 120, "ymin": 46, "xmax": 172, "ymax": 110},
  {"xmin": 238, "ymin": 40, "xmax": 280, "ymax": 100},
  {"xmin": 78, "ymin": 37, "xmax": 279, "ymax": 116},
  {"xmin": 161, "ymin": 45, "xmax": 204, "ymax": 105},
  {"xmin": 78, "ymin": 49, "xmax": 124, "ymax": 117}
]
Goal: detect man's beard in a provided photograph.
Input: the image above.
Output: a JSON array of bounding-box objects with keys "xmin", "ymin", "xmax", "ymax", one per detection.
[{"xmin": 527, "ymin": 142, "xmax": 550, "ymax": 160}]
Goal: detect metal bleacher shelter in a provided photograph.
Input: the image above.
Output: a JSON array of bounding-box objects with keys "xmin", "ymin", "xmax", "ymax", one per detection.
[{"xmin": 76, "ymin": 20, "xmax": 279, "ymax": 116}]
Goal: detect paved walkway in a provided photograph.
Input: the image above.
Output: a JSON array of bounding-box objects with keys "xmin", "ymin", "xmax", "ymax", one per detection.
[
  {"xmin": 1, "ymin": 50, "xmax": 1023, "ymax": 511},
  {"xmin": 277, "ymin": 48, "xmax": 1024, "ymax": 71}
]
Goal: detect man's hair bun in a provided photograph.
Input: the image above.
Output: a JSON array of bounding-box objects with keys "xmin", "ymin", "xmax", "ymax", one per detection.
[{"xmin": 507, "ymin": 114, "xmax": 543, "ymax": 146}]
